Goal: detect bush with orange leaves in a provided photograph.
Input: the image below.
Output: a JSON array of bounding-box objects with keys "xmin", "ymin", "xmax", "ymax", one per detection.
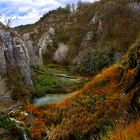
[
  {"xmin": 25, "ymin": 56, "xmax": 139, "ymax": 140},
  {"xmin": 30, "ymin": 118, "xmax": 47, "ymax": 139},
  {"xmin": 26, "ymin": 104, "xmax": 42, "ymax": 117},
  {"xmin": 110, "ymin": 119, "xmax": 140, "ymax": 140},
  {"xmin": 47, "ymin": 64, "xmax": 133, "ymax": 140},
  {"xmin": 24, "ymin": 63, "xmax": 135, "ymax": 140}
]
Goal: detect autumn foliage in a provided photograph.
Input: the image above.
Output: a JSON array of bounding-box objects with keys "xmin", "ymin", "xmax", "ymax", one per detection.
[
  {"xmin": 25, "ymin": 62, "xmax": 137, "ymax": 139},
  {"xmin": 111, "ymin": 119, "xmax": 140, "ymax": 140}
]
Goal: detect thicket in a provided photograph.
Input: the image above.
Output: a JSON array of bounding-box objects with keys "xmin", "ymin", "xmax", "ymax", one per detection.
[{"xmin": 72, "ymin": 42, "xmax": 114, "ymax": 76}]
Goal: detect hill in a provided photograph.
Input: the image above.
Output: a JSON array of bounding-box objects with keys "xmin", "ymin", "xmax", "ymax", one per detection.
[
  {"xmin": 25, "ymin": 35, "xmax": 140, "ymax": 140},
  {"xmin": 15, "ymin": 0, "xmax": 140, "ymax": 76},
  {"xmin": 1, "ymin": 0, "xmax": 140, "ymax": 139}
]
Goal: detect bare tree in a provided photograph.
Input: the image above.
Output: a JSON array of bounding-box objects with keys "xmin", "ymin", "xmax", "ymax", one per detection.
[{"xmin": 4, "ymin": 17, "xmax": 12, "ymax": 27}]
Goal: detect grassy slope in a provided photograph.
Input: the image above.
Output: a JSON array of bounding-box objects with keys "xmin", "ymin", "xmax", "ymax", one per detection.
[
  {"xmin": 110, "ymin": 119, "xmax": 140, "ymax": 140},
  {"xmin": 26, "ymin": 63, "xmax": 134, "ymax": 139},
  {"xmin": 14, "ymin": 1, "xmax": 140, "ymax": 139},
  {"xmin": 15, "ymin": 0, "xmax": 140, "ymax": 76},
  {"xmin": 25, "ymin": 36, "xmax": 140, "ymax": 139}
]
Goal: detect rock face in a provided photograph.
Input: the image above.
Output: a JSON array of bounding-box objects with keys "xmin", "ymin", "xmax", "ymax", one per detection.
[
  {"xmin": 0, "ymin": 29, "xmax": 33, "ymax": 87},
  {"xmin": 53, "ymin": 43, "xmax": 68, "ymax": 64},
  {"xmin": 90, "ymin": 12, "xmax": 101, "ymax": 25},
  {"xmin": 48, "ymin": 27, "xmax": 55, "ymax": 36},
  {"xmin": 38, "ymin": 32, "xmax": 54, "ymax": 65},
  {"xmin": 23, "ymin": 33, "xmax": 38, "ymax": 65},
  {"xmin": 129, "ymin": 2, "xmax": 140, "ymax": 10},
  {"xmin": 38, "ymin": 32, "xmax": 53, "ymax": 50},
  {"xmin": 84, "ymin": 31, "xmax": 94, "ymax": 41},
  {"xmin": 89, "ymin": 12, "xmax": 104, "ymax": 39},
  {"xmin": 0, "ymin": 41, "xmax": 6, "ymax": 75},
  {"xmin": 22, "ymin": 27, "xmax": 55, "ymax": 66}
]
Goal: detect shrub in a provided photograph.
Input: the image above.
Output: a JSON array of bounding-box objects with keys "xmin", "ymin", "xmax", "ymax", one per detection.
[{"xmin": 72, "ymin": 42, "xmax": 114, "ymax": 76}]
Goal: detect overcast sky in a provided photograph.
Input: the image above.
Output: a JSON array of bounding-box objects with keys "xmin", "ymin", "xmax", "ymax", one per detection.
[{"xmin": 0, "ymin": 0, "xmax": 97, "ymax": 27}]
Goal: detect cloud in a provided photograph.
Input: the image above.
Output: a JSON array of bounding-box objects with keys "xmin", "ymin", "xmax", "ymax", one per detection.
[{"xmin": 0, "ymin": 0, "xmax": 97, "ymax": 27}]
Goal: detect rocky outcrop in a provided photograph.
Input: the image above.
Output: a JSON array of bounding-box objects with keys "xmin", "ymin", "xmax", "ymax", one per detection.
[
  {"xmin": 81, "ymin": 31, "xmax": 94, "ymax": 47},
  {"xmin": 0, "ymin": 29, "xmax": 33, "ymax": 87},
  {"xmin": 0, "ymin": 41, "xmax": 6, "ymax": 75},
  {"xmin": 38, "ymin": 32, "xmax": 53, "ymax": 50},
  {"xmin": 90, "ymin": 12, "xmax": 101, "ymax": 25},
  {"xmin": 89, "ymin": 12, "xmax": 104, "ymax": 39},
  {"xmin": 23, "ymin": 33, "xmax": 38, "ymax": 65},
  {"xmin": 83, "ymin": 31, "xmax": 94, "ymax": 42},
  {"xmin": 37, "ymin": 30, "xmax": 54, "ymax": 65},
  {"xmin": 129, "ymin": 2, "xmax": 140, "ymax": 10},
  {"xmin": 22, "ymin": 27, "xmax": 55, "ymax": 66},
  {"xmin": 48, "ymin": 26, "xmax": 55, "ymax": 36}
]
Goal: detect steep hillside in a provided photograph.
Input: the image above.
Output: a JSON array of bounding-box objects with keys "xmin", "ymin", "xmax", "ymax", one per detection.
[
  {"xmin": 0, "ymin": 21, "xmax": 34, "ymax": 101},
  {"xmin": 24, "ymin": 35, "xmax": 140, "ymax": 140},
  {"xmin": 1, "ymin": 0, "xmax": 140, "ymax": 140},
  {"xmin": 15, "ymin": 0, "xmax": 140, "ymax": 76},
  {"xmin": 0, "ymin": 23, "xmax": 34, "ymax": 139}
]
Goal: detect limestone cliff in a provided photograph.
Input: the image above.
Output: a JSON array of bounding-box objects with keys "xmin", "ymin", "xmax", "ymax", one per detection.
[{"xmin": 0, "ymin": 23, "xmax": 33, "ymax": 87}]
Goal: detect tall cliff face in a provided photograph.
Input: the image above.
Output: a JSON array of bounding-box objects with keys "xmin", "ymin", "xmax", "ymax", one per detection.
[
  {"xmin": 23, "ymin": 33, "xmax": 39, "ymax": 66},
  {"xmin": 22, "ymin": 26, "xmax": 55, "ymax": 66},
  {"xmin": 0, "ymin": 24, "xmax": 33, "ymax": 88}
]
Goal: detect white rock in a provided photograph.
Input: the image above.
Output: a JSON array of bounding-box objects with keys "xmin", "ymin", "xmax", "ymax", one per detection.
[
  {"xmin": 48, "ymin": 27, "xmax": 55, "ymax": 36},
  {"xmin": 84, "ymin": 31, "xmax": 94, "ymax": 41}
]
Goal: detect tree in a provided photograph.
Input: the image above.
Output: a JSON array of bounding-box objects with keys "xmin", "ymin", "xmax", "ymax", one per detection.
[
  {"xmin": 71, "ymin": 3, "xmax": 76, "ymax": 12},
  {"xmin": 0, "ymin": 15, "xmax": 12, "ymax": 27},
  {"xmin": 77, "ymin": 0, "xmax": 83, "ymax": 9},
  {"xmin": 5, "ymin": 18, "xmax": 12, "ymax": 27}
]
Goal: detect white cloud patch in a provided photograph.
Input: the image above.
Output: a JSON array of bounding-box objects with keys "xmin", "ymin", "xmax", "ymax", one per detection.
[{"xmin": 0, "ymin": 0, "xmax": 97, "ymax": 27}]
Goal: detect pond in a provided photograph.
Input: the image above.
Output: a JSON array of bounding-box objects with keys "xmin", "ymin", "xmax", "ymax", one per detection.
[{"xmin": 33, "ymin": 92, "xmax": 77, "ymax": 106}]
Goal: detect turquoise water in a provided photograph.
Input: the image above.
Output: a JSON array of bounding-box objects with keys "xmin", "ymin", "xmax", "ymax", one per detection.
[{"xmin": 34, "ymin": 94, "xmax": 67, "ymax": 106}]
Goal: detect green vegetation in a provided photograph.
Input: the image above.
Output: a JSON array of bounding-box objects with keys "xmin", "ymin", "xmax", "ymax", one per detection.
[
  {"xmin": 0, "ymin": 118, "xmax": 16, "ymax": 129},
  {"xmin": 32, "ymin": 65, "xmax": 87, "ymax": 97},
  {"xmin": 0, "ymin": 118, "xmax": 31, "ymax": 140},
  {"xmin": 72, "ymin": 42, "xmax": 114, "ymax": 76},
  {"xmin": 13, "ymin": 0, "xmax": 140, "ymax": 140}
]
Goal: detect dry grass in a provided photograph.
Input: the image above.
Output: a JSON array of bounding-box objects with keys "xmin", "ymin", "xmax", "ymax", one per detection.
[
  {"xmin": 110, "ymin": 119, "xmax": 140, "ymax": 140},
  {"xmin": 26, "ymin": 64, "xmax": 135, "ymax": 139}
]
